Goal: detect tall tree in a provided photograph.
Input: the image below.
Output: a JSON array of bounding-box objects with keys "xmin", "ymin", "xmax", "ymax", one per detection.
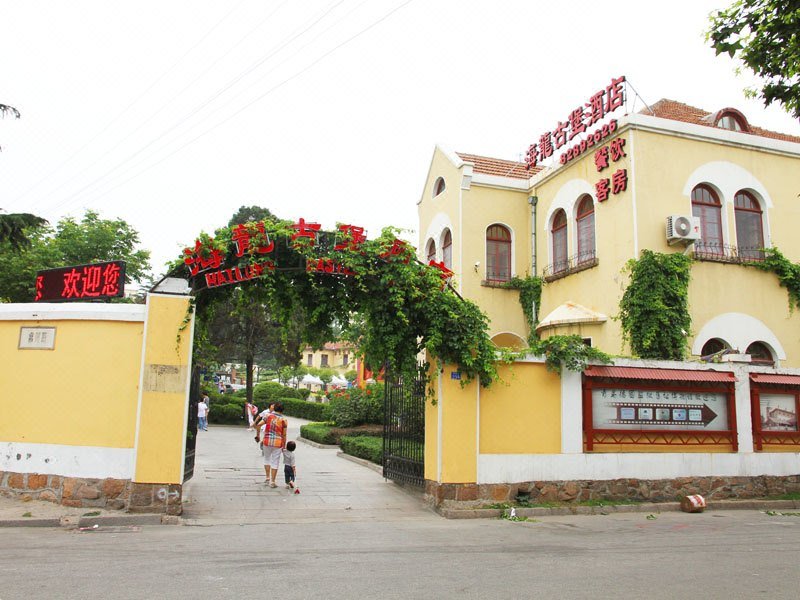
[
  {"xmin": 0, "ymin": 103, "xmax": 46, "ymax": 249},
  {"xmin": 228, "ymin": 205, "xmax": 275, "ymax": 227},
  {"xmin": 202, "ymin": 286, "xmax": 302, "ymax": 402},
  {"xmin": 707, "ymin": 0, "xmax": 800, "ymax": 119},
  {"xmin": 0, "ymin": 209, "xmax": 151, "ymax": 302},
  {"xmin": 0, "ymin": 212, "xmax": 48, "ymax": 250}
]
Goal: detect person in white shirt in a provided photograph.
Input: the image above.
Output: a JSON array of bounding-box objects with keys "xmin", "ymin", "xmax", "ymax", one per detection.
[{"xmin": 198, "ymin": 395, "xmax": 210, "ymax": 431}]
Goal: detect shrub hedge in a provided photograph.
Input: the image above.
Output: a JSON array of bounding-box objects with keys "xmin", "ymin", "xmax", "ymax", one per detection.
[
  {"xmin": 208, "ymin": 403, "xmax": 244, "ymax": 425},
  {"xmin": 299, "ymin": 422, "xmax": 336, "ymax": 445},
  {"xmin": 327, "ymin": 383, "xmax": 383, "ymax": 427},
  {"xmin": 339, "ymin": 435, "xmax": 383, "ymax": 465},
  {"xmin": 279, "ymin": 397, "xmax": 331, "ymax": 421}
]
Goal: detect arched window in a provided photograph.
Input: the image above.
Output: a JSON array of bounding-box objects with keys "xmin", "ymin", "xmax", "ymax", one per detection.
[
  {"xmin": 714, "ymin": 109, "xmax": 748, "ymax": 132},
  {"xmin": 486, "ymin": 224, "xmax": 511, "ymax": 282},
  {"xmin": 442, "ymin": 229, "xmax": 452, "ymax": 270},
  {"xmin": 701, "ymin": 338, "xmax": 729, "ymax": 358},
  {"xmin": 747, "ymin": 341, "xmax": 774, "ymax": 366},
  {"xmin": 734, "ymin": 190, "xmax": 765, "ymax": 261},
  {"xmin": 551, "ymin": 209, "xmax": 568, "ymax": 273},
  {"xmin": 426, "ymin": 239, "xmax": 436, "ymax": 263},
  {"xmin": 433, "ymin": 177, "xmax": 446, "ymax": 197},
  {"xmin": 691, "ymin": 184, "xmax": 723, "ymax": 254},
  {"xmin": 576, "ymin": 195, "xmax": 595, "ymax": 264}
]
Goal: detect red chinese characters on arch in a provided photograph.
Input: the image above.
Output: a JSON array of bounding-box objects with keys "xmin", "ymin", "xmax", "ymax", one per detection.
[
  {"xmin": 34, "ymin": 261, "xmax": 126, "ymax": 302},
  {"xmin": 525, "ymin": 75, "xmax": 626, "ymax": 169}
]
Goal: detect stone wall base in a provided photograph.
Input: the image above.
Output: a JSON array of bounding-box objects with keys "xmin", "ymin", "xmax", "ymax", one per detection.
[
  {"xmin": 0, "ymin": 471, "xmax": 182, "ymax": 515},
  {"xmin": 425, "ymin": 475, "xmax": 800, "ymax": 510}
]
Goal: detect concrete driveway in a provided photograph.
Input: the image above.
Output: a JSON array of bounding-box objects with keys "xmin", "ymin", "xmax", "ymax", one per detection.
[{"xmin": 181, "ymin": 416, "xmax": 436, "ymax": 524}]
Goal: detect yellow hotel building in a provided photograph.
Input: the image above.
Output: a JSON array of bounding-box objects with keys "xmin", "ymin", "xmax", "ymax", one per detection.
[
  {"xmin": 419, "ymin": 93, "xmax": 800, "ymax": 365},
  {"xmin": 417, "ymin": 78, "xmax": 800, "ymax": 510}
]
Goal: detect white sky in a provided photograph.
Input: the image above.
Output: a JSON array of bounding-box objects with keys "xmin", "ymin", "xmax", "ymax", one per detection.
[{"xmin": 2, "ymin": 0, "xmax": 798, "ymax": 277}]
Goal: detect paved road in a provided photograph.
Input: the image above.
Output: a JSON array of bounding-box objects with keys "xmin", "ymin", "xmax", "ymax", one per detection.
[
  {"xmin": 3, "ymin": 418, "xmax": 800, "ymax": 599},
  {"xmin": 2, "ymin": 508, "xmax": 800, "ymax": 599},
  {"xmin": 181, "ymin": 416, "xmax": 435, "ymax": 524}
]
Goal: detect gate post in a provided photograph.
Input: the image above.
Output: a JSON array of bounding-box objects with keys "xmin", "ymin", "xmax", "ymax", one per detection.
[
  {"xmin": 426, "ymin": 365, "xmax": 479, "ymax": 503},
  {"xmin": 130, "ymin": 289, "xmax": 194, "ymax": 513}
]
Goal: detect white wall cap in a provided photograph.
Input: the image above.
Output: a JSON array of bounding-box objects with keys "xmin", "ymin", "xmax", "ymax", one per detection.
[{"xmin": 0, "ymin": 303, "xmax": 146, "ymax": 322}]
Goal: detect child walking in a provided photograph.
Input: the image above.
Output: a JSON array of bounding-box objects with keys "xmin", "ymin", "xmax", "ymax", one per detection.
[{"xmin": 283, "ymin": 441, "xmax": 297, "ymax": 489}]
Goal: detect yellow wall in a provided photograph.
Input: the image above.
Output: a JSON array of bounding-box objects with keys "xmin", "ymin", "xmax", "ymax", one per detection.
[
  {"xmin": 438, "ymin": 368, "xmax": 478, "ymax": 483},
  {"xmin": 134, "ymin": 294, "xmax": 193, "ymax": 484},
  {"xmin": 0, "ymin": 319, "xmax": 142, "ymax": 447},
  {"xmin": 479, "ymin": 362, "xmax": 561, "ymax": 454},
  {"xmin": 418, "ymin": 148, "xmax": 530, "ymax": 343}
]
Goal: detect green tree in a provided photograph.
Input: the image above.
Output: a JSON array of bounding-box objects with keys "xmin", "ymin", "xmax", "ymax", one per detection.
[
  {"xmin": 227, "ymin": 205, "xmax": 275, "ymax": 228},
  {"xmin": 201, "ymin": 286, "xmax": 303, "ymax": 402},
  {"xmin": 0, "ymin": 212, "xmax": 48, "ymax": 251},
  {"xmin": 0, "ymin": 209, "xmax": 151, "ymax": 302},
  {"xmin": 707, "ymin": 0, "xmax": 800, "ymax": 118}
]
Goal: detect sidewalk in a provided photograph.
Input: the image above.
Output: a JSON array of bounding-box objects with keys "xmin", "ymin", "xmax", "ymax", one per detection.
[{"xmin": 180, "ymin": 416, "xmax": 436, "ymax": 525}]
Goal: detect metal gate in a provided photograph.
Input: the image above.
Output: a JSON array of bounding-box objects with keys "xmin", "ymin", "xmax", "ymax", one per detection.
[
  {"xmin": 383, "ymin": 364, "xmax": 425, "ymax": 487},
  {"xmin": 183, "ymin": 367, "xmax": 200, "ymax": 483}
]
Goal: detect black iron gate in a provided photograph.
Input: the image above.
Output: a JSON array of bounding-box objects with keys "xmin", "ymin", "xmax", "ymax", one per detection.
[
  {"xmin": 183, "ymin": 367, "xmax": 200, "ymax": 483},
  {"xmin": 383, "ymin": 364, "xmax": 426, "ymax": 487}
]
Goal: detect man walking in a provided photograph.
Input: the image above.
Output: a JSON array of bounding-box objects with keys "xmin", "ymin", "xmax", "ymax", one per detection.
[{"xmin": 198, "ymin": 394, "xmax": 210, "ymax": 431}]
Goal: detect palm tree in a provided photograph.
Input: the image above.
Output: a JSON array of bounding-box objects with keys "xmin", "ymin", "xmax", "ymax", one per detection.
[{"xmin": 0, "ymin": 103, "xmax": 48, "ymax": 249}]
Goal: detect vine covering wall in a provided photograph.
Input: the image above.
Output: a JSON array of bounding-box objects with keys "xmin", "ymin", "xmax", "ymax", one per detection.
[{"xmin": 618, "ymin": 250, "xmax": 692, "ymax": 360}]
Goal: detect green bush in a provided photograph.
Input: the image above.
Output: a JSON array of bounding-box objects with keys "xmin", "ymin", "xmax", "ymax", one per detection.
[
  {"xmin": 208, "ymin": 403, "xmax": 245, "ymax": 425},
  {"xmin": 328, "ymin": 384, "xmax": 383, "ymax": 427},
  {"xmin": 252, "ymin": 382, "xmax": 287, "ymax": 404},
  {"xmin": 253, "ymin": 382, "xmax": 309, "ymax": 405},
  {"xmin": 339, "ymin": 435, "xmax": 383, "ymax": 465},
  {"xmin": 279, "ymin": 397, "xmax": 331, "ymax": 421},
  {"xmin": 300, "ymin": 422, "xmax": 336, "ymax": 445}
]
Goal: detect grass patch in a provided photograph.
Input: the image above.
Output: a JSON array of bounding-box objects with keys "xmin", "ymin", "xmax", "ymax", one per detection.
[
  {"xmin": 82, "ymin": 511, "xmax": 101, "ymax": 517},
  {"xmin": 767, "ymin": 491, "xmax": 800, "ymax": 501},
  {"xmin": 22, "ymin": 512, "xmax": 32, "ymax": 518}
]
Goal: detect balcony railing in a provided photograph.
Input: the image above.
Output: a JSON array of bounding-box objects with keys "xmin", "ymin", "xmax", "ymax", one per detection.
[
  {"xmin": 693, "ymin": 242, "xmax": 766, "ymax": 264},
  {"xmin": 543, "ymin": 251, "xmax": 598, "ymax": 282}
]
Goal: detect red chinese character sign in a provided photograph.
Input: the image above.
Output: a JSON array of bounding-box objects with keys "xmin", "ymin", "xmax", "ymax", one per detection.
[
  {"xmin": 525, "ymin": 75, "xmax": 626, "ymax": 170},
  {"xmin": 33, "ymin": 261, "xmax": 126, "ymax": 302}
]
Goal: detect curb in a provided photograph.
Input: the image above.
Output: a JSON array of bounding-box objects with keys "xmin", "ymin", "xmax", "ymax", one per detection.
[
  {"xmin": 336, "ymin": 451, "xmax": 383, "ymax": 474},
  {"xmin": 0, "ymin": 513, "xmax": 177, "ymax": 529},
  {"xmin": 436, "ymin": 498, "xmax": 800, "ymax": 519},
  {"xmin": 297, "ymin": 437, "xmax": 339, "ymax": 450}
]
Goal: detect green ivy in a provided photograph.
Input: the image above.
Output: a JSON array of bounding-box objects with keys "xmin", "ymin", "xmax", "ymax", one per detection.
[
  {"xmin": 618, "ymin": 250, "xmax": 692, "ymax": 360},
  {"xmin": 179, "ymin": 220, "xmax": 500, "ymax": 388},
  {"xmin": 503, "ymin": 275, "xmax": 543, "ymax": 345},
  {"xmin": 530, "ymin": 334, "xmax": 611, "ymax": 373},
  {"xmin": 750, "ymin": 248, "xmax": 800, "ymax": 312}
]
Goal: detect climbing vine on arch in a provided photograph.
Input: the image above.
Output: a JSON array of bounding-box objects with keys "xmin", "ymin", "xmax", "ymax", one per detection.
[{"xmin": 176, "ymin": 216, "xmax": 501, "ymax": 387}]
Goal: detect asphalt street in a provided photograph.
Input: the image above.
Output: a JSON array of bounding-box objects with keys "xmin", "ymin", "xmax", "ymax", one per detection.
[
  {"xmin": 2, "ymin": 419, "xmax": 799, "ymax": 599},
  {"xmin": 2, "ymin": 510, "xmax": 800, "ymax": 599}
]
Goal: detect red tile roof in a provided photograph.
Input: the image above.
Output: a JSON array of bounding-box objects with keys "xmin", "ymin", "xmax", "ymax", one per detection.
[
  {"xmin": 641, "ymin": 99, "xmax": 800, "ymax": 144},
  {"xmin": 584, "ymin": 365, "xmax": 736, "ymax": 383},
  {"xmin": 455, "ymin": 152, "xmax": 539, "ymax": 180},
  {"xmin": 750, "ymin": 373, "xmax": 800, "ymax": 386}
]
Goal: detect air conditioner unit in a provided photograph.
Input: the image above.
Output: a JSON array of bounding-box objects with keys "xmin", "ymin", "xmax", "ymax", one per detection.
[{"xmin": 666, "ymin": 215, "xmax": 701, "ymax": 244}]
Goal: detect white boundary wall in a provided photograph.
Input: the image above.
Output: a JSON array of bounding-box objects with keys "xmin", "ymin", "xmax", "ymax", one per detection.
[{"xmin": 477, "ymin": 357, "xmax": 800, "ymax": 484}]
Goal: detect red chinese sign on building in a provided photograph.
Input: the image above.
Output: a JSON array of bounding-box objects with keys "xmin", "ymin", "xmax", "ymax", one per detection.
[
  {"xmin": 526, "ymin": 76, "xmax": 626, "ymax": 169},
  {"xmin": 34, "ymin": 261, "xmax": 126, "ymax": 302}
]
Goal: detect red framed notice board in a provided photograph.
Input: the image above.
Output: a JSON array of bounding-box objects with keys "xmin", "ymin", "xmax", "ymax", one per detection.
[
  {"xmin": 749, "ymin": 373, "xmax": 800, "ymax": 450},
  {"xmin": 582, "ymin": 366, "xmax": 738, "ymax": 451}
]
